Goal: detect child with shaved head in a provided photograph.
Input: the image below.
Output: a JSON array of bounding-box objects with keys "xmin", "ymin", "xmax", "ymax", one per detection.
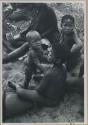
[{"xmin": 23, "ymin": 31, "xmax": 45, "ymax": 88}]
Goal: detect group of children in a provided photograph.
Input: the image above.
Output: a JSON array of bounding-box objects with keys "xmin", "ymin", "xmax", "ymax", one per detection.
[{"xmin": 3, "ymin": 4, "xmax": 84, "ymax": 120}]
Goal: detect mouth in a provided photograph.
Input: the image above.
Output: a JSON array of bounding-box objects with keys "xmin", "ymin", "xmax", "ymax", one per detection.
[
  {"xmin": 64, "ymin": 30, "xmax": 73, "ymax": 33},
  {"xmin": 65, "ymin": 29, "xmax": 71, "ymax": 32}
]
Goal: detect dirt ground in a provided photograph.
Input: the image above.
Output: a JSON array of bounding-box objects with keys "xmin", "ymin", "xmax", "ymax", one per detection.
[{"xmin": 2, "ymin": 3, "xmax": 84, "ymax": 123}]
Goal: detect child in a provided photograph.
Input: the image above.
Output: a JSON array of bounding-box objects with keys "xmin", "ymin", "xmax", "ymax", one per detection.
[
  {"xmin": 23, "ymin": 31, "xmax": 52, "ymax": 89},
  {"xmin": 60, "ymin": 15, "xmax": 83, "ymax": 72}
]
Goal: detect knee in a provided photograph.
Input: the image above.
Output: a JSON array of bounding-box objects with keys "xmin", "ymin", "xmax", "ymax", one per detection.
[{"xmin": 4, "ymin": 92, "xmax": 32, "ymax": 119}]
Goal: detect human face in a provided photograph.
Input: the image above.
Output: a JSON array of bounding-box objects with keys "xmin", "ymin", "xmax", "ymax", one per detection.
[
  {"xmin": 62, "ymin": 19, "xmax": 75, "ymax": 34},
  {"xmin": 32, "ymin": 41, "xmax": 42, "ymax": 52}
]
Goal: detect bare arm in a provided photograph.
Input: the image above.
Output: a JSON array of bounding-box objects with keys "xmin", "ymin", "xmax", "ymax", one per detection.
[
  {"xmin": 16, "ymin": 85, "xmax": 44, "ymax": 102},
  {"xmin": 3, "ymin": 42, "xmax": 29, "ymax": 64},
  {"xmin": 37, "ymin": 63, "xmax": 53, "ymax": 73},
  {"xmin": 71, "ymin": 30, "xmax": 83, "ymax": 53}
]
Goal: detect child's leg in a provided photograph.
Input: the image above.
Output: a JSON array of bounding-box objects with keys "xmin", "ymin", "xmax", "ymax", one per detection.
[{"xmin": 23, "ymin": 61, "xmax": 34, "ymax": 89}]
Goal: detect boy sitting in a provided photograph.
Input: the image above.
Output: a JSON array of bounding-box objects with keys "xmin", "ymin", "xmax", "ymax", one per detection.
[{"xmin": 60, "ymin": 15, "xmax": 83, "ymax": 72}]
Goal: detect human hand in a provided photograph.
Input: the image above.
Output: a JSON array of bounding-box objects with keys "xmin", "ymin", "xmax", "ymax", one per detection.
[
  {"xmin": 73, "ymin": 28, "xmax": 78, "ymax": 38},
  {"xmin": 16, "ymin": 84, "xmax": 21, "ymax": 89},
  {"xmin": 16, "ymin": 84, "xmax": 25, "ymax": 96}
]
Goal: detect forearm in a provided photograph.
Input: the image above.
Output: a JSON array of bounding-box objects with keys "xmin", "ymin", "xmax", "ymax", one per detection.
[
  {"xmin": 72, "ymin": 32, "xmax": 83, "ymax": 53},
  {"xmin": 3, "ymin": 42, "xmax": 29, "ymax": 64},
  {"xmin": 37, "ymin": 64, "xmax": 46, "ymax": 72},
  {"xmin": 16, "ymin": 87, "xmax": 31, "ymax": 100},
  {"xmin": 8, "ymin": 82, "xmax": 36, "ymax": 101},
  {"xmin": 16, "ymin": 87, "xmax": 42, "ymax": 102},
  {"xmin": 36, "ymin": 63, "xmax": 53, "ymax": 73}
]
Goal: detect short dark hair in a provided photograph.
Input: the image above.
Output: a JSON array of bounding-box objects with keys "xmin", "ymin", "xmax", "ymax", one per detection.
[{"xmin": 61, "ymin": 15, "xmax": 75, "ymax": 26}]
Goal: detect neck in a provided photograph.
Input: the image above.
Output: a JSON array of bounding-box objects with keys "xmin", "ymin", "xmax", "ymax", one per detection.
[{"xmin": 62, "ymin": 32, "xmax": 74, "ymax": 40}]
